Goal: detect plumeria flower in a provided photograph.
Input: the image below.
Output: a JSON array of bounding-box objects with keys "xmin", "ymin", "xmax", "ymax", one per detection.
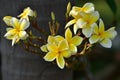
[
  {"xmin": 65, "ymin": 3, "xmax": 99, "ymax": 37},
  {"xmin": 44, "ymin": 36, "xmax": 71, "ymax": 69},
  {"xmin": 65, "ymin": 3, "xmax": 95, "ymax": 29},
  {"xmin": 65, "ymin": 28, "xmax": 83, "ymax": 54},
  {"xmin": 69, "ymin": 3, "xmax": 94, "ymax": 18},
  {"xmin": 18, "ymin": 7, "xmax": 34, "ymax": 20},
  {"xmin": 4, "ymin": 17, "xmax": 30, "ymax": 46},
  {"xmin": 41, "ymin": 27, "xmax": 83, "ymax": 58},
  {"xmin": 3, "ymin": 16, "xmax": 12, "ymax": 26},
  {"xmin": 49, "ymin": 28, "xmax": 83, "ymax": 54},
  {"xmin": 89, "ymin": 19, "xmax": 117, "ymax": 48},
  {"xmin": 75, "ymin": 11, "xmax": 99, "ymax": 37},
  {"xmin": 41, "ymin": 36, "xmax": 65, "ymax": 52}
]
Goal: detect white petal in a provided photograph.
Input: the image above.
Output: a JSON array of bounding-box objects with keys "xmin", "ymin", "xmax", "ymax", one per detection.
[
  {"xmin": 105, "ymin": 27, "xmax": 117, "ymax": 39},
  {"xmin": 65, "ymin": 19, "xmax": 76, "ymax": 28},
  {"xmin": 3, "ymin": 16, "xmax": 12, "ymax": 26},
  {"xmin": 76, "ymin": 18, "xmax": 86, "ymax": 28},
  {"xmin": 20, "ymin": 18, "xmax": 30, "ymax": 30},
  {"xmin": 4, "ymin": 29, "xmax": 15, "ymax": 37},
  {"xmin": 82, "ymin": 27, "xmax": 93, "ymax": 38},
  {"xmin": 91, "ymin": 23, "xmax": 99, "ymax": 34},
  {"xmin": 83, "ymin": 3, "xmax": 94, "ymax": 13},
  {"xmin": 69, "ymin": 6, "xmax": 81, "ymax": 18},
  {"xmin": 19, "ymin": 31, "xmax": 28, "ymax": 40},
  {"xmin": 100, "ymin": 39, "xmax": 112, "ymax": 48},
  {"xmin": 11, "ymin": 17, "xmax": 19, "ymax": 28},
  {"xmin": 89, "ymin": 35, "xmax": 99, "ymax": 44},
  {"xmin": 89, "ymin": 11, "xmax": 99, "ymax": 25},
  {"xmin": 73, "ymin": 24, "xmax": 79, "ymax": 34},
  {"xmin": 6, "ymin": 28, "xmax": 13, "ymax": 31},
  {"xmin": 12, "ymin": 36, "xmax": 19, "ymax": 46}
]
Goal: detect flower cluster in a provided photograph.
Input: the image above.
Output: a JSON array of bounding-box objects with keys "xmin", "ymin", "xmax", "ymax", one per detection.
[
  {"xmin": 41, "ymin": 28, "xmax": 83, "ymax": 69},
  {"xmin": 3, "ymin": 7, "xmax": 35, "ymax": 46},
  {"xmin": 3, "ymin": 2, "xmax": 117, "ymax": 69},
  {"xmin": 65, "ymin": 2, "xmax": 117, "ymax": 48}
]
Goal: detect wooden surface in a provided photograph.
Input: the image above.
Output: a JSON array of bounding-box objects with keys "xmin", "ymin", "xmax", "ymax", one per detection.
[{"xmin": 0, "ymin": 0, "xmax": 74, "ymax": 80}]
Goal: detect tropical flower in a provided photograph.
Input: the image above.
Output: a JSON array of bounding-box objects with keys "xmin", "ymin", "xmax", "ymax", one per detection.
[
  {"xmin": 65, "ymin": 28, "xmax": 83, "ymax": 54},
  {"xmin": 65, "ymin": 3, "xmax": 99, "ymax": 37},
  {"xmin": 69, "ymin": 3, "xmax": 94, "ymax": 18},
  {"xmin": 4, "ymin": 17, "xmax": 30, "ymax": 46},
  {"xmin": 40, "ymin": 36, "xmax": 65, "ymax": 53},
  {"xmin": 65, "ymin": 3, "xmax": 95, "ymax": 29},
  {"xmin": 18, "ymin": 7, "xmax": 34, "ymax": 20},
  {"xmin": 89, "ymin": 19, "xmax": 117, "ymax": 48},
  {"xmin": 44, "ymin": 36, "xmax": 71, "ymax": 69},
  {"xmin": 3, "ymin": 16, "xmax": 12, "ymax": 26},
  {"xmin": 75, "ymin": 11, "xmax": 99, "ymax": 37}
]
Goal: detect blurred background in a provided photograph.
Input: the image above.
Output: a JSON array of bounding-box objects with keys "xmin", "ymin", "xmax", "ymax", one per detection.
[{"xmin": 0, "ymin": 0, "xmax": 120, "ymax": 80}]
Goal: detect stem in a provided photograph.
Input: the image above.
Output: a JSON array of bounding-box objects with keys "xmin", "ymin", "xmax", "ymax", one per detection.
[{"xmin": 31, "ymin": 20, "xmax": 49, "ymax": 36}]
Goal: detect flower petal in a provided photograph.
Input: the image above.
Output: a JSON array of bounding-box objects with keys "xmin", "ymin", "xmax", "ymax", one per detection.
[
  {"xmin": 99, "ymin": 19, "xmax": 105, "ymax": 33},
  {"xmin": 69, "ymin": 6, "xmax": 81, "ymax": 18},
  {"xmin": 18, "ymin": 7, "xmax": 34, "ymax": 18},
  {"xmin": 20, "ymin": 18, "xmax": 30, "ymax": 30},
  {"xmin": 6, "ymin": 35, "xmax": 14, "ymax": 40},
  {"xmin": 69, "ymin": 44, "xmax": 77, "ymax": 54},
  {"xmin": 89, "ymin": 11, "xmax": 99, "ymax": 25},
  {"xmin": 19, "ymin": 31, "xmax": 28, "ymax": 40},
  {"xmin": 65, "ymin": 19, "xmax": 76, "ymax": 28},
  {"xmin": 65, "ymin": 28, "xmax": 72, "ymax": 41},
  {"xmin": 89, "ymin": 35, "xmax": 100, "ymax": 44},
  {"xmin": 82, "ymin": 3, "xmax": 94, "ymax": 13},
  {"xmin": 100, "ymin": 39, "xmax": 112, "ymax": 48},
  {"xmin": 58, "ymin": 40, "xmax": 69, "ymax": 51},
  {"xmin": 3, "ymin": 16, "xmax": 12, "ymax": 26},
  {"xmin": 12, "ymin": 36, "xmax": 19, "ymax": 46},
  {"xmin": 47, "ymin": 43, "xmax": 58, "ymax": 52},
  {"xmin": 73, "ymin": 24, "xmax": 79, "ymax": 34},
  {"xmin": 82, "ymin": 26, "xmax": 93, "ymax": 37},
  {"xmin": 76, "ymin": 18, "xmax": 86, "ymax": 28},
  {"xmin": 4, "ymin": 29, "xmax": 16, "ymax": 37},
  {"xmin": 66, "ymin": 2, "xmax": 71, "ymax": 14},
  {"xmin": 55, "ymin": 35, "xmax": 64, "ymax": 41},
  {"xmin": 47, "ymin": 36, "xmax": 56, "ymax": 44},
  {"xmin": 11, "ymin": 17, "xmax": 19, "ymax": 28},
  {"xmin": 56, "ymin": 54, "xmax": 65, "ymax": 69},
  {"xmin": 71, "ymin": 36, "xmax": 83, "ymax": 46},
  {"xmin": 92, "ymin": 23, "xmax": 99, "ymax": 34},
  {"xmin": 6, "ymin": 28, "xmax": 13, "ymax": 31},
  {"xmin": 61, "ymin": 50, "xmax": 71, "ymax": 58},
  {"xmin": 40, "ymin": 45, "xmax": 48, "ymax": 52},
  {"xmin": 105, "ymin": 27, "xmax": 117, "ymax": 39},
  {"xmin": 44, "ymin": 52, "xmax": 57, "ymax": 61}
]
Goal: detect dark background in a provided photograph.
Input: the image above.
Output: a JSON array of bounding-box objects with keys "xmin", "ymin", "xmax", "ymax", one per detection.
[{"xmin": 0, "ymin": 0, "xmax": 120, "ymax": 80}]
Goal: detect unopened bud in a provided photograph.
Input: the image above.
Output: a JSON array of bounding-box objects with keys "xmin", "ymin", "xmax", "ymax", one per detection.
[
  {"xmin": 67, "ymin": 2, "xmax": 71, "ymax": 14},
  {"xmin": 51, "ymin": 12, "xmax": 55, "ymax": 21}
]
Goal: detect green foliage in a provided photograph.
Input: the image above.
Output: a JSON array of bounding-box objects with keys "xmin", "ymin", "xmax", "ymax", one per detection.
[{"xmin": 106, "ymin": 0, "xmax": 117, "ymax": 15}]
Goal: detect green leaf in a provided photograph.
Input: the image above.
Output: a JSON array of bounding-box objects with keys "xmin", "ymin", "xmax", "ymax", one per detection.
[{"xmin": 106, "ymin": 0, "xmax": 117, "ymax": 15}]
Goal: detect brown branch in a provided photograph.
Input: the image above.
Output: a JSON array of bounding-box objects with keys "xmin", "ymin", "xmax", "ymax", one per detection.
[{"xmin": 31, "ymin": 20, "xmax": 49, "ymax": 36}]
